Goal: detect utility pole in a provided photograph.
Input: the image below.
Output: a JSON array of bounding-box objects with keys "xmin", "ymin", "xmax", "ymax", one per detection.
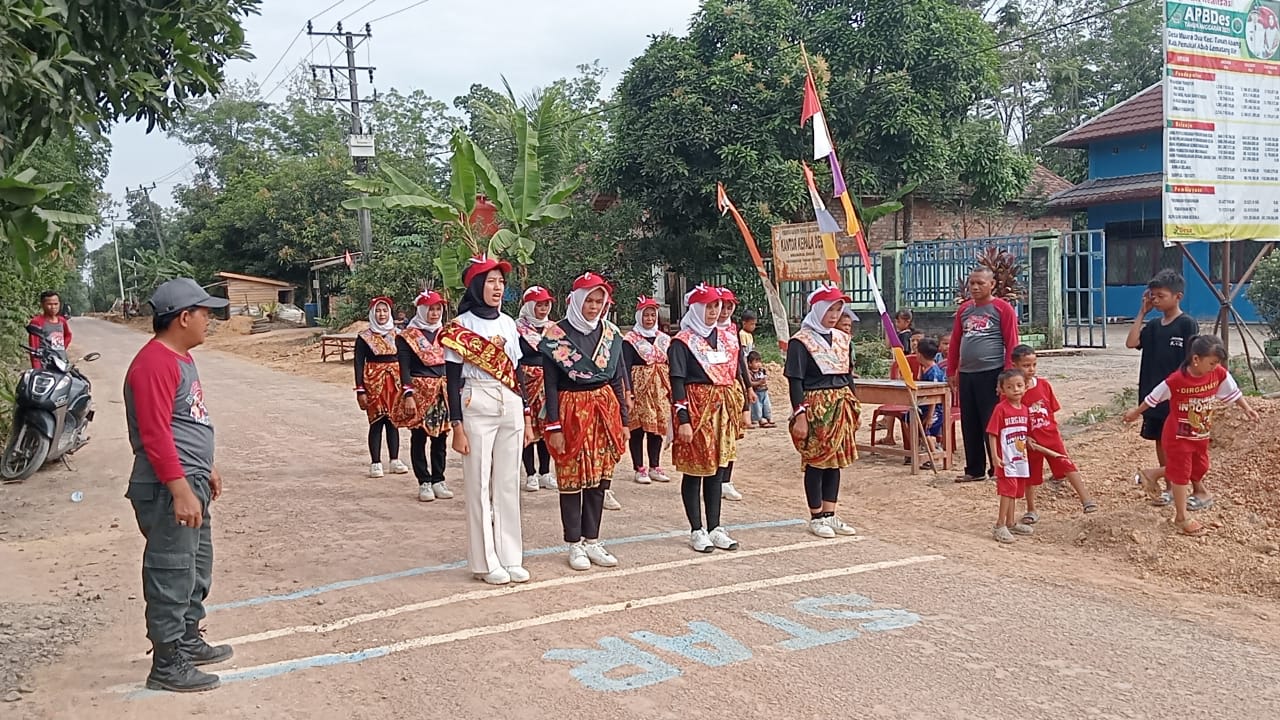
[
  {"xmin": 106, "ymin": 213, "xmax": 126, "ymax": 312},
  {"xmin": 309, "ymin": 21, "xmax": 377, "ymax": 262},
  {"xmin": 126, "ymin": 183, "xmax": 166, "ymax": 253}
]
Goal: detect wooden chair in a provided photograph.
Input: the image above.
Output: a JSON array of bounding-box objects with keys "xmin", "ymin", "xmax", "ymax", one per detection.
[{"xmin": 869, "ymin": 355, "xmax": 921, "ymax": 446}]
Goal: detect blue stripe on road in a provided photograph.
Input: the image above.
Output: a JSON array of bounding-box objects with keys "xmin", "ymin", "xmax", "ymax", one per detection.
[{"xmin": 208, "ymin": 518, "xmax": 805, "ymax": 611}]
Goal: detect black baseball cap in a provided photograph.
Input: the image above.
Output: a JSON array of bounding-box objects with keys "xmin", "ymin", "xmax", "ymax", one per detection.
[{"xmin": 148, "ymin": 278, "xmax": 230, "ymax": 316}]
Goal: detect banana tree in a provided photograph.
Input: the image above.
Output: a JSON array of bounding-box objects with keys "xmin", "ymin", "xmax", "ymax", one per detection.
[
  {"xmin": 850, "ymin": 180, "xmax": 921, "ymax": 229},
  {"xmin": 343, "ymin": 126, "xmax": 580, "ymax": 292},
  {"xmin": 1, "ymin": 165, "xmax": 96, "ymax": 275}
]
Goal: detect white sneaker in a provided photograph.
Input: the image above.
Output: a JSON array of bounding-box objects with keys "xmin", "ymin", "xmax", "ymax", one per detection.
[
  {"xmin": 826, "ymin": 515, "xmax": 857, "ymax": 536},
  {"xmin": 603, "ymin": 489, "xmax": 622, "ymax": 510},
  {"xmin": 540, "ymin": 472, "xmax": 558, "ymax": 490},
  {"xmin": 993, "ymin": 526, "xmax": 1016, "ymax": 544},
  {"xmin": 388, "ymin": 459, "xmax": 410, "ymax": 474},
  {"xmin": 690, "ymin": 529, "xmax": 714, "ymax": 553},
  {"xmin": 1010, "ymin": 523, "xmax": 1034, "ymax": 536},
  {"xmin": 505, "ymin": 566, "xmax": 530, "ymax": 583},
  {"xmin": 722, "ymin": 482, "xmax": 743, "ymax": 501},
  {"xmin": 635, "ymin": 468, "xmax": 652, "ymax": 484},
  {"xmin": 524, "ymin": 475, "xmax": 540, "ymax": 492},
  {"xmin": 568, "ymin": 542, "xmax": 591, "ymax": 571},
  {"xmin": 584, "ymin": 542, "xmax": 618, "ymax": 567},
  {"xmin": 431, "ymin": 481, "xmax": 454, "ymax": 499},
  {"xmin": 809, "ymin": 518, "xmax": 836, "ymax": 539},
  {"xmin": 417, "ymin": 484, "xmax": 435, "ymax": 502},
  {"xmin": 475, "ymin": 568, "xmax": 511, "ymax": 585},
  {"xmin": 708, "ymin": 526, "xmax": 739, "ymax": 551},
  {"xmin": 650, "ymin": 467, "xmax": 672, "ymax": 482},
  {"xmin": 368, "ymin": 462, "xmax": 384, "ymax": 478}
]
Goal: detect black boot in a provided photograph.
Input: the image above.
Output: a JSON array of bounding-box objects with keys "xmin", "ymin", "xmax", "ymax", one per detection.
[
  {"xmin": 179, "ymin": 622, "xmax": 234, "ymax": 666},
  {"xmin": 147, "ymin": 640, "xmax": 220, "ymax": 692}
]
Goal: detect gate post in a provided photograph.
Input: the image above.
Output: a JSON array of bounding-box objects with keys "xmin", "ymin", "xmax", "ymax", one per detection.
[
  {"xmin": 879, "ymin": 242, "xmax": 905, "ymax": 313},
  {"xmin": 1030, "ymin": 231, "xmax": 1063, "ymax": 349}
]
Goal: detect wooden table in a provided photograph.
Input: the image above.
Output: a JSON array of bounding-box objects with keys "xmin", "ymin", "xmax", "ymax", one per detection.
[
  {"xmin": 320, "ymin": 333, "xmax": 357, "ymax": 362},
  {"xmin": 854, "ymin": 379, "xmax": 952, "ymax": 475}
]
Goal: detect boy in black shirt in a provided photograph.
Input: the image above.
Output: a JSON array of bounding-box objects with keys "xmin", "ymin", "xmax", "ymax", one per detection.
[{"xmin": 1124, "ymin": 270, "xmax": 1199, "ymax": 506}]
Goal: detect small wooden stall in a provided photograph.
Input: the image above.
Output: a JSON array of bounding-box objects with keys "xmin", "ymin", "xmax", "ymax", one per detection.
[{"xmin": 214, "ymin": 272, "xmax": 296, "ymax": 315}]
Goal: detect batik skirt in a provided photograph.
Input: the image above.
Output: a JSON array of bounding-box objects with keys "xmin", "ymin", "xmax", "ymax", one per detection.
[
  {"xmin": 523, "ymin": 365, "xmax": 548, "ymax": 441},
  {"xmin": 363, "ymin": 360, "xmax": 401, "ymax": 424},
  {"xmin": 547, "ymin": 385, "xmax": 626, "ymax": 492},
  {"xmin": 672, "ymin": 383, "xmax": 738, "ymax": 477},
  {"xmin": 628, "ymin": 363, "xmax": 672, "ymax": 437},
  {"xmin": 392, "ymin": 375, "xmax": 450, "ymax": 436},
  {"xmin": 789, "ymin": 386, "xmax": 861, "ymax": 470}
]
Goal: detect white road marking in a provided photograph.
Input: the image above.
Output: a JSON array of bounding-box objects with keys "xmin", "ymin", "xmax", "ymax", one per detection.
[{"xmin": 220, "ymin": 536, "xmax": 868, "ymax": 647}]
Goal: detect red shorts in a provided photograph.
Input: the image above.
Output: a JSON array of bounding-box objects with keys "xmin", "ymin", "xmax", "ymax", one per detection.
[
  {"xmin": 995, "ymin": 473, "xmax": 1026, "ymax": 499},
  {"xmin": 1164, "ymin": 440, "xmax": 1210, "ymax": 486},
  {"xmin": 1027, "ymin": 435, "xmax": 1078, "ymax": 486}
]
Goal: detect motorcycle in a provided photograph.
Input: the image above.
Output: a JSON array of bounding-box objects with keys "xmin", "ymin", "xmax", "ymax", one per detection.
[{"xmin": 1, "ymin": 336, "xmax": 100, "ymax": 481}]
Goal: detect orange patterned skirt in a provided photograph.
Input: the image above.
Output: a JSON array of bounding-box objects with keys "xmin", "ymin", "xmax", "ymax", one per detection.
[
  {"xmin": 789, "ymin": 386, "xmax": 861, "ymax": 469},
  {"xmin": 672, "ymin": 383, "xmax": 738, "ymax": 477},
  {"xmin": 523, "ymin": 365, "xmax": 547, "ymax": 441},
  {"xmin": 547, "ymin": 386, "xmax": 626, "ymax": 492},
  {"xmin": 363, "ymin": 360, "xmax": 401, "ymax": 424},
  {"xmin": 629, "ymin": 363, "xmax": 672, "ymax": 436},
  {"xmin": 391, "ymin": 376, "xmax": 450, "ymax": 436}
]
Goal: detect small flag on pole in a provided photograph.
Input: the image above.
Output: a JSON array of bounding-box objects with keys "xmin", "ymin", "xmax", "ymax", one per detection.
[
  {"xmin": 344, "ymin": 250, "xmax": 355, "ymax": 271},
  {"xmin": 801, "ymin": 74, "xmax": 834, "ymax": 160}
]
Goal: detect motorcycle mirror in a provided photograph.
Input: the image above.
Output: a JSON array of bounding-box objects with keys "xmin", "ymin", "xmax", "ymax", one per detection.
[{"xmin": 82, "ymin": 352, "xmax": 101, "ymax": 362}]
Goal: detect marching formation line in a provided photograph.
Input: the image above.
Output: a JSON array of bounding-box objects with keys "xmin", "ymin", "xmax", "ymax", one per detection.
[
  {"xmin": 125, "ymin": 553, "xmax": 945, "ymax": 697},
  {"xmin": 219, "ymin": 536, "xmax": 867, "ymax": 646},
  {"xmin": 209, "ymin": 518, "xmax": 806, "ymax": 611}
]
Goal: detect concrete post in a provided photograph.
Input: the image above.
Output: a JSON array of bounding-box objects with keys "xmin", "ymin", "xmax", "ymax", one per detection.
[{"xmin": 1030, "ymin": 230, "xmax": 1063, "ymax": 348}]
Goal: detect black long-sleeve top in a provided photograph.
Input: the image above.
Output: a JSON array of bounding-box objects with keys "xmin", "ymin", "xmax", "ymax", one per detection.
[
  {"xmin": 543, "ymin": 322, "xmax": 629, "ymax": 427},
  {"xmin": 784, "ymin": 334, "xmax": 855, "ymax": 410},
  {"xmin": 519, "ymin": 336, "xmax": 544, "ymax": 367},
  {"xmin": 355, "ymin": 335, "xmax": 410, "ymax": 391},
  {"xmin": 668, "ymin": 331, "xmax": 750, "ymax": 426},
  {"xmin": 396, "ymin": 330, "xmax": 445, "ymax": 379}
]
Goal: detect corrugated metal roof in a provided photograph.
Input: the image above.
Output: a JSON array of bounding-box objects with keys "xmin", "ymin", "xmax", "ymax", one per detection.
[
  {"xmin": 1047, "ymin": 83, "xmax": 1163, "ymax": 149},
  {"xmin": 215, "ymin": 271, "xmax": 295, "ymax": 288},
  {"xmin": 1046, "ymin": 172, "xmax": 1162, "ymax": 209}
]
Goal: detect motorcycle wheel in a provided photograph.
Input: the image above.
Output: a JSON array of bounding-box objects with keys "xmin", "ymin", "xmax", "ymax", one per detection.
[{"xmin": 1, "ymin": 425, "xmax": 52, "ymax": 481}]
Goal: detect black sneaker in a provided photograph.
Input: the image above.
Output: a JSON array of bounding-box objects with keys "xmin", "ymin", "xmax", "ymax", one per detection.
[
  {"xmin": 179, "ymin": 623, "xmax": 234, "ymax": 666},
  {"xmin": 147, "ymin": 641, "xmax": 221, "ymax": 692}
]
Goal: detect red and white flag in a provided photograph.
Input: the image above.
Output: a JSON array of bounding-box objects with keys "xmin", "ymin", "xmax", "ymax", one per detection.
[{"xmin": 344, "ymin": 250, "xmax": 354, "ymax": 270}]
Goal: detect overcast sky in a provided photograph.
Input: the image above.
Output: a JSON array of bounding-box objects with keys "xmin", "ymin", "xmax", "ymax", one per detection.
[{"xmin": 98, "ymin": 0, "xmax": 701, "ymax": 247}]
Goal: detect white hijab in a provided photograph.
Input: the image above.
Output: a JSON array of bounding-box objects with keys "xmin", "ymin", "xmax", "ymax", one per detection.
[
  {"xmin": 801, "ymin": 299, "xmax": 841, "ymax": 345},
  {"xmin": 633, "ymin": 308, "xmax": 659, "ymax": 338},
  {"xmin": 368, "ymin": 300, "xmax": 396, "ymax": 337},
  {"xmin": 408, "ymin": 304, "xmax": 442, "ymax": 332},
  {"xmin": 566, "ymin": 286, "xmax": 608, "ymax": 334},
  {"xmin": 717, "ymin": 302, "xmax": 736, "ymax": 329},
  {"xmin": 519, "ymin": 300, "xmax": 553, "ymax": 328},
  {"xmin": 680, "ymin": 295, "xmax": 719, "ymax": 338}
]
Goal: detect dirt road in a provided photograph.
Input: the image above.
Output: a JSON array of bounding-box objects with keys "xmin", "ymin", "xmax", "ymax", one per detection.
[{"xmin": 2, "ymin": 318, "xmax": 1278, "ymax": 719}]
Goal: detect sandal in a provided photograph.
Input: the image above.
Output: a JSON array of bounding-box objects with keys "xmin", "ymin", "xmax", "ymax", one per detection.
[
  {"xmin": 1150, "ymin": 491, "xmax": 1172, "ymax": 507},
  {"xmin": 1020, "ymin": 511, "xmax": 1039, "ymax": 525},
  {"xmin": 1177, "ymin": 518, "xmax": 1207, "ymax": 537},
  {"xmin": 1187, "ymin": 496, "xmax": 1215, "ymax": 512},
  {"xmin": 1081, "ymin": 499, "xmax": 1099, "ymax": 514}
]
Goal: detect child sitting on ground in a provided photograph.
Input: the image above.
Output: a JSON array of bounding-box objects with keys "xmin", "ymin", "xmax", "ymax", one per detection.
[
  {"xmin": 986, "ymin": 368, "xmax": 1035, "ymax": 544},
  {"xmin": 747, "ymin": 351, "xmax": 775, "ymax": 428},
  {"xmin": 1122, "ymin": 334, "xmax": 1259, "ymax": 536},
  {"xmin": 1011, "ymin": 344, "xmax": 1098, "ymax": 520},
  {"xmin": 903, "ymin": 337, "xmax": 946, "ymax": 468}
]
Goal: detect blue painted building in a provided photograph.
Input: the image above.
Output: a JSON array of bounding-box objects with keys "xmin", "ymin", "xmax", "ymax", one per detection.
[{"xmin": 1047, "ymin": 82, "xmax": 1264, "ymax": 322}]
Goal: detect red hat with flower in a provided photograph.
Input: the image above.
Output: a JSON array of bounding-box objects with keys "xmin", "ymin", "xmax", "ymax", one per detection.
[
  {"xmin": 718, "ymin": 287, "xmax": 738, "ymax": 305},
  {"xmin": 368, "ymin": 296, "xmax": 394, "ymax": 309},
  {"xmin": 522, "ymin": 286, "xmax": 554, "ymax": 303},
  {"xmin": 635, "ymin": 295, "xmax": 660, "ymax": 311},
  {"xmin": 685, "ymin": 283, "xmax": 720, "ymax": 306},
  {"xmin": 806, "ymin": 284, "xmax": 852, "ymax": 305},
  {"xmin": 571, "ymin": 272, "xmax": 610, "ymax": 294},
  {"xmin": 463, "ymin": 254, "xmax": 513, "ymax": 286},
  {"xmin": 414, "ymin": 290, "xmax": 446, "ymax": 307}
]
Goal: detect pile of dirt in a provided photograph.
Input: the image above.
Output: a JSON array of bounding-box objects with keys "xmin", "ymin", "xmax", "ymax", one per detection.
[{"xmin": 340, "ymin": 320, "xmax": 368, "ymax": 334}]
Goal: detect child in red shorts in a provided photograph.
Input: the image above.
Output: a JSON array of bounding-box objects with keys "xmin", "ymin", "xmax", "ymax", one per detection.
[
  {"xmin": 1123, "ymin": 335, "xmax": 1259, "ymax": 536},
  {"xmin": 1011, "ymin": 345, "xmax": 1098, "ymax": 522},
  {"xmin": 986, "ymin": 369, "xmax": 1034, "ymax": 544}
]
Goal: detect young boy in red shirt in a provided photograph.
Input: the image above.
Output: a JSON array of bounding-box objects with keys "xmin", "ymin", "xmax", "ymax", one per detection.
[
  {"xmin": 1123, "ymin": 335, "xmax": 1259, "ymax": 536},
  {"xmin": 1011, "ymin": 345, "xmax": 1098, "ymax": 522},
  {"xmin": 986, "ymin": 369, "xmax": 1034, "ymax": 544}
]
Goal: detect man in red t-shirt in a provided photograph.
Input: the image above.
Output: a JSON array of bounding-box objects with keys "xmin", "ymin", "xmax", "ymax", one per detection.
[
  {"xmin": 27, "ymin": 290, "xmax": 71, "ymax": 369},
  {"xmin": 124, "ymin": 278, "xmax": 232, "ymax": 693},
  {"xmin": 1012, "ymin": 346, "xmax": 1097, "ymax": 520}
]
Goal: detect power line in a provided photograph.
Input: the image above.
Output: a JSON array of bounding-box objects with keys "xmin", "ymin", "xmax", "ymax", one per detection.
[
  {"xmin": 335, "ymin": 0, "xmax": 385, "ymax": 27},
  {"xmin": 368, "ymin": 0, "xmax": 433, "ymax": 25},
  {"xmin": 258, "ymin": 0, "xmax": 362, "ymax": 94}
]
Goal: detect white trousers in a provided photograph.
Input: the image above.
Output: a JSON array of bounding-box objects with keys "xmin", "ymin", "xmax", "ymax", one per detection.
[{"xmin": 461, "ymin": 378, "xmax": 525, "ymax": 574}]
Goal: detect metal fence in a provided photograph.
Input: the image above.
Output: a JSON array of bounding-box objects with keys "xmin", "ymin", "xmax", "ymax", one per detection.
[
  {"xmin": 900, "ymin": 235, "xmax": 1032, "ymax": 322},
  {"xmin": 777, "ymin": 253, "xmax": 881, "ymax": 318}
]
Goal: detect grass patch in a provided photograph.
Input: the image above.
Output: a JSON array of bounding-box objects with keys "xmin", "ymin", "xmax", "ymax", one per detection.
[
  {"xmin": 1067, "ymin": 386, "xmax": 1138, "ymax": 426},
  {"xmin": 1230, "ymin": 354, "xmax": 1280, "ymax": 396}
]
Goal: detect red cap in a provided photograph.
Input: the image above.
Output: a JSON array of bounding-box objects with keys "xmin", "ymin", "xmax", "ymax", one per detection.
[
  {"xmin": 368, "ymin": 296, "xmax": 394, "ymax": 310},
  {"xmin": 414, "ymin": 290, "xmax": 446, "ymax": 307},
  {"xmin": 522, "ymin": 286, "xmax": 554, "ymax": 303},
  {"xmin": 635, "ymin": 295, "xmax": 660, "ymax": 311},
  {"xmin": 807, "ymin": 285, "xmax": 852, "ymax": 305},
  {"xmin": 571, "ymin": 272, "xmax": 610, "ymax": 294},
  {"xmin": 463, "ymin": 255, "xmax": 512, "ymax": 287},
  {"xmin": 718, "ymin": 287, "xmax": 738, "ymax": 305},
  {"xmin": 685, "ymin": 283, "xmax": 720, "ymax": 306}
]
